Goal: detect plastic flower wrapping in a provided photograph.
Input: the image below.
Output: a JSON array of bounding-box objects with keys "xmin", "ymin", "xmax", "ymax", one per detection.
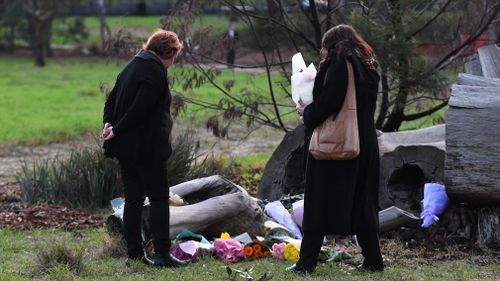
[
  {"xmin": 243, "ymin": 242, "xmax": 271, "ymax": 259},
  {"xmin": 283, "ymin": 242, "xmax": 300, "ymax": 262},
  {"xmin": 213, "ymin": 238, "xmax": 245, "ymax": 264},
  {"xmin": 170, "ymin": 240, "xmax": 214, "ymax": 262},
  {"xmin": 271, "ymin": 242, "xmax": 286, "ymax": 260},
  {"xmin": 421, "ymin": 183, "xmax": 449, "ymax": 228}
]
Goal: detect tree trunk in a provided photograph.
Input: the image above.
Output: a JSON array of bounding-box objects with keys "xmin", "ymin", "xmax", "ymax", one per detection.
[
  {"xmin": 33, "ymin": 18, "xmax": 47, "ymax": 67},
  {"xmin": 326, "ymin": 0, "xmax": 345, "ymax": 28},
  {"xmin": 44, "ymin": 16, "xmax": 54, "ymax": 57},
  {"xmin": 266, "ymin": 0, "xmax": 283, "ymax": 23},
  {"xmin": 7, "ymin": 25, "xmax": 16, "ymax": 53},
  {"xmin": 376, "ymin": 64, "xmax": 389, "ymax": 129},
  {"xmin": 308, "ymin": 0, "xmax": 322, "ymax": 48},
  {"xmin": 96, "ymin": 0, "xmax": 111, "ymax": 53},
  {"xmin": 382, "ymin": 0, "xmax": 409, "ymax": 132},
  {"xmin": 326, "ymin": 0, "xmax": 337, "ymax": 28}
]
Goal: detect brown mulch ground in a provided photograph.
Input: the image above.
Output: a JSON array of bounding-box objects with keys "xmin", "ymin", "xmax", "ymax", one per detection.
[{"xmin": 0, "ymin": 182, "xmax": 105, "ymax": 230}]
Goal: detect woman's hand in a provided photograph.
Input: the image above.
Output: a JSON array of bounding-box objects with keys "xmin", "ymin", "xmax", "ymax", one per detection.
[
  {"xmin": 101, "ymin": 123, "xmax": 115, "ymax": 140},
  {"xmin": 296, "ymin": 99, "xmax": 307, "ymax": 116}
]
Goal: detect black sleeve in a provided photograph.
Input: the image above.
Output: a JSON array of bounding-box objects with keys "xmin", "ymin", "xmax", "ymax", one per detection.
[
  {"xmin": 303, "ymin": 58, "xmax": 348, "ymax": 129},
  {"xmin": 103, "ymin": 76, "xmax": 119, "ymax": 125},
  {"xmin": 112, "ymin": 70, "xmax": 165, "ymax": 136}
]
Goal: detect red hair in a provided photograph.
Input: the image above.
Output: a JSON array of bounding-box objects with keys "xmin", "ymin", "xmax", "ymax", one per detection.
[{"xmin": 143, "ymin": 30, "xmax": 182, "ymax": 59}]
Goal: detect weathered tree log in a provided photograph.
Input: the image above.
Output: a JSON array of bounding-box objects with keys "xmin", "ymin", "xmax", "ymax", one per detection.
[
  {"xmin": 478, "ymin": 44, "xmax": 500, "ymax": 78},
  {"xmin": 107, "ymin": 176, "xmax": 269, "ymax": 241},
  {"xmin": 259, "ymin": 124, "xmax": 446, "ymax": 212},
  {"xmin": 169, "ymin": 175, "xmax": 268, "ymax": 239},
  {"xmin": 464, "ymin": 54, "xmax": 483, "ymax": 76},
  {"xmin": 445, "ymin": 84, "xmax": 500, "ymax": 203},
  {"xmin": 378, "ymin": 125, "xmax": 445, "ymax": 212},
  {"xmin": 258, "ymin": 125, "xmax": 305, "ymax": 201},
  {"xmin": 457, "ymin": 73, "xmax": 500, "ymax": 87},
  {"xmin": 379, "ymin": 206, "xmax": 420, "ymax": 233},
  {"xmin": 478, "ymin": 207, "xmax": 500, "ymax": 249}
]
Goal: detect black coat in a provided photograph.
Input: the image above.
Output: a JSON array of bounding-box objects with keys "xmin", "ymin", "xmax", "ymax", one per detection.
[
  {"xmin": 103, "ymin": 50, "xmax": 173, "ymax": 163},
  {"xmin": 301, "ymin": 55, "xmax": 380, "ymax": 235}
]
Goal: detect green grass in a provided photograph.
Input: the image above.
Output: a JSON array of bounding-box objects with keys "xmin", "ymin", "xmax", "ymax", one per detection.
[
  {"xmin": 234, "ymin": 152, "xmax": 272, "ymax": 170},
  {"xmin": 0, "ymin": 228, "xmax": 498, "ymax": 280},
  {"xmin": 52, "ymin": 15, "xmax": 241, "ymax": 46},
  {"xmin": 0, "ymin": 57, "xmax": 289, "ymax": 145}
]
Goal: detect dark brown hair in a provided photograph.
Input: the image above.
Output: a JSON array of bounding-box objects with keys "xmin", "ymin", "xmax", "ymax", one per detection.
[
  {"xmin": 320, "ymin": 24, "xmax": 375, "ymax": 62},
  {"xmin": 143, "ymin": 30, "xmax": 183, "ymax": 60}
]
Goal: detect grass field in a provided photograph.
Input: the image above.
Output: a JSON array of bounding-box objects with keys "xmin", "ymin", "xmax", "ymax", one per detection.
[
  {"xmin": 0, "ymin": 228, "xmax": 498, "ymax": 281},
  {"xmin": 0, "ymin": 55, "xmax": 445, "ymax": 146},
  {"xmin": 0, "ymin": 57, "xmax": 288, "ymax": 145},
  {"xmin": 52, "ymin": 15, "xmax": 239, "ymax": 46}
]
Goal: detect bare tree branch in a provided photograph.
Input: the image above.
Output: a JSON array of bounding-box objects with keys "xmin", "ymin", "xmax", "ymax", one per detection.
[
  {"xmin": 435, "ymin": 2, "xmax": 500, "ymax": 70},
  {"xmin": 402, "ymin": 99, "xmax": 448, "ymax": 121}
]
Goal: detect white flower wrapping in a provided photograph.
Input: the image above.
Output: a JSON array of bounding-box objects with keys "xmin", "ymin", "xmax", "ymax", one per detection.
[{"xmin": 291, "ymin": 52, "xmax": 317, "ymax": 106}]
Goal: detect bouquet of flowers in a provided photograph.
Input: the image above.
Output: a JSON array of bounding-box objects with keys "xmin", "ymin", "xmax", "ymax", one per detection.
[
  {"xmin": 243, "ymin": 241, "xmax": 271, "ymax": 260},
  {"xmin": 214, "ymin": 238, "xmax": 245, "ymax": 264}
]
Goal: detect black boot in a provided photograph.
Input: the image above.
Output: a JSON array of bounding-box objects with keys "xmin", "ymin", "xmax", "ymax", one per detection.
[
  {"xmin": 285, "ymin": 263, "xmax": 315, "ymax": 275},
  {"xmin": 153, "ymin": 253, "xmax": 188, "ymax": 268},
  {"xmin": 357, "ymin": 261, "xmax": 384, "ymax": 272}
]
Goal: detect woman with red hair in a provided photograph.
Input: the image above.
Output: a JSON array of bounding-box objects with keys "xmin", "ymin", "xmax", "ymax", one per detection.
[{"xmin": 102, "ymin": 30, "xmax": 184, "ymax": 267}]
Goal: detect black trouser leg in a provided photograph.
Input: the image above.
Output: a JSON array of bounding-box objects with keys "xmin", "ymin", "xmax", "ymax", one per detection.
[
  {"xmin": 297, "ymin": 232, "xmax": 324, "ymax": 270},
  {"xmin": 145, "ymin": 161, "xmax": 170, "ymax": 256},
  {"xmin": 120, "ymin": 160, "xmax": 146, "ymax": 258},
  {"xmin": 356, "ymin": 230, "xmax": 383, "ymax": 270}
]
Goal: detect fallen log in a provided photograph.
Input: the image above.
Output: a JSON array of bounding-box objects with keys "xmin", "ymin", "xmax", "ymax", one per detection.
[
  {"xmin": 478, "ymin": 44, "xmax": 500, "ymax": 78},
  {"xmin": 457, "ymin": 73, "xmax": 500, "ymax": 87},
  {"xmin": 107, "ymin": 175, "xmax": 269, "ymax": 241},
  {"xmin": 445, "ymin": 85, "xmax": 500, "ymax": 203},
  {"xmin": 378, "ymin": 125, "xmax": 445, "ymax": 212},
  {"xmin": 464, "ymin": 54, "xmax": 483, "ymax": 76}
]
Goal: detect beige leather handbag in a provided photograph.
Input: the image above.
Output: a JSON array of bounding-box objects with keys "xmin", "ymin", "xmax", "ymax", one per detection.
[{"xmin": 309, "ymin": 60, "xmax": 359, "ymax": 160}]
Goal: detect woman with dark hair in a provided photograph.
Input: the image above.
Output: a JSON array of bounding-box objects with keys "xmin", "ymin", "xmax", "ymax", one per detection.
[
  {"xmin": 292, "ymin": 24, "xmax": 383, "ymax": 274},
  {"xmin": 102, "ymin": 30, "xmax": 186, "ymax": 267}
]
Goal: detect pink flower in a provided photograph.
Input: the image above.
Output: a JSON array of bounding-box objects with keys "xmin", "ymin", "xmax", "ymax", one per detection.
[
  {"xmin": 213, "ymin": 238, "xmax": 245, "ymax": 264},
  {"xmin": 271, "ymin": 242, "xmax": 286, "ymax": 260}
]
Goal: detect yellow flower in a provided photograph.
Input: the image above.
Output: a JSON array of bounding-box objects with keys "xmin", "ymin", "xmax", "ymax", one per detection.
[
  {"xmin": 220, "ymin": 232, "xmax": 231, "ymax": 239},
  {"xmin": 283, "ymin": 243, "xmax": 300, "ymax": 262}
]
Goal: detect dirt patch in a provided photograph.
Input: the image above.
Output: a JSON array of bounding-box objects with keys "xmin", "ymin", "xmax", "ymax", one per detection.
[{"xmin": 0, "ymin": 203, "xmax": 105, "ymax": 231}]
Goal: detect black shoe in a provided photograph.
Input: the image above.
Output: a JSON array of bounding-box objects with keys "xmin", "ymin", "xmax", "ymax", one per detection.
[
  {"xmin": 357, "ymin": 262, "xmax": 384, "ymax": 272},
  {"xmin": 153, "ymin": 254, "xmax": 188, "ymax": 268},
  {"xmin": 285, "ymin": 263, "xmax": 314, "ymax": 275},
  {"xmin": 125, "ymin": 255, "xmax": 153, "ymax": 267}
]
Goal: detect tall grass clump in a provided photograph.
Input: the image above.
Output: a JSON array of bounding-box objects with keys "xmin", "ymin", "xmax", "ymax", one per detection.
[
  {"xmin": 33, "ymin": 238, "xmax": 85, "ymax": 276},
  {"xmin": 17, "ymin": 132, "xmax": 207, "ymax": 209},
  {"xmin": 18, "ymin": 146, "xmax": 122, "ymax": 210}
]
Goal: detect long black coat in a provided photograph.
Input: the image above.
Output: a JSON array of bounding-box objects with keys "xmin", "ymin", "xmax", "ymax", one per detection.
[
  {"xmin": 103, "ymin": 50, "xmax": 173, "ymax": 163},
  {"xmin": 302, "ymin": 54, "xmax": 380, "ymax": 235}
]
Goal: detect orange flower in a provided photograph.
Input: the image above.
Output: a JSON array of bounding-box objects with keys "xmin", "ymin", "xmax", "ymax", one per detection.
[
  {"xmin": 254, "ymin": 249, "xmax": 263, "ymax": 257},
  {"xmin": 263, "ymin": 250, "xmax": 271, "ymax": 257},
  {"xmin": 252, "ymin": 243, "xmax": 262, "ymax": 252},
  {"xmin": 244, "ymin": 246, "xmax": 254, "ymax": 257}
]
